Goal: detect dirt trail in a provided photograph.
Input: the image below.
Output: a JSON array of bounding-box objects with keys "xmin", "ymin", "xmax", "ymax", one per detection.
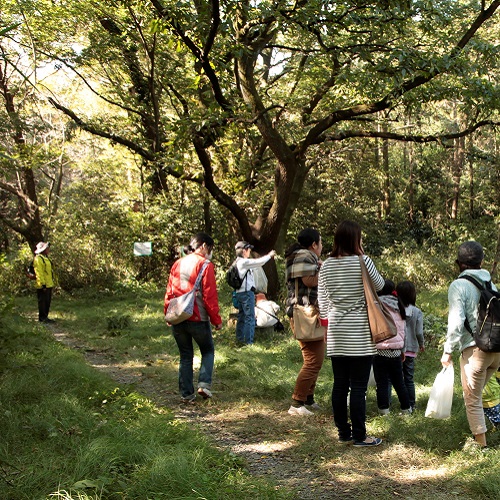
[{"xmin": 51, "ymin": 327, "xmax": 473, "ymax": 500}]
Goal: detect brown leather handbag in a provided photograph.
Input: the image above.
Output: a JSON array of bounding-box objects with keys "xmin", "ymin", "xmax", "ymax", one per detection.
[{"xmin": 359, "ymin": 256, "xmax": 397, "ymax": 343}]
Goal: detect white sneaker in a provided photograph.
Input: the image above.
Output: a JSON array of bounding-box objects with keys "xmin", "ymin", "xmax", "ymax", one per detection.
[
  {"xmin": 378, "ymin": 408, "xmax": 390, "ymax": 416},
  {"xmin": 197, "ymin": 387, "xmax": 212, "ymax": 399},
  {"xmin": 288, "ymin": 405, "xmax": 313, "ymax": 416}
]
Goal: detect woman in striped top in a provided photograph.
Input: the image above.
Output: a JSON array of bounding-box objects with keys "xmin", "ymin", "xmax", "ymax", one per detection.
[{"xmin": 318, "ymin": 220, "xmax": 384, "ymax": 447}]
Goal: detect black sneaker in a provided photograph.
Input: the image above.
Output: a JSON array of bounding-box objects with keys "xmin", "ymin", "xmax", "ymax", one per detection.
[{"xmin": 353, "ymin": 436, "xmax": 383, "ymax": 447}]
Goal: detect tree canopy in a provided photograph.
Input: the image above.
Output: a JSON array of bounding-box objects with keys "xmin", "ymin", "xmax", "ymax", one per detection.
[
  {"xmin": 1, "ymin": 1, "xmax": 500, "ymax": 293},
  {"xmin": 3, "ymin": 0, "xmax": 497, "ymax": 247}
]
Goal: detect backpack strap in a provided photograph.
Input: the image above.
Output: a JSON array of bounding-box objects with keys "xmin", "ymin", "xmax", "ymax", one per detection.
[
  {"xmin": 458, "ymin": 274, "xmax": 484, "ymax": 290},
  {"xmin": 458, "ymin": 275, "xmax": 490, "ymax": 334},
  {"xmin": 235, "ymin": 258, "xmax": 249, "ymax": 289}
]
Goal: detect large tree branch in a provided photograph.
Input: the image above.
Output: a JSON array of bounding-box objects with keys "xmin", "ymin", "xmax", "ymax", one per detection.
[
  {"xmin": 192, "ymin": 136, "xmax": 253, "ymax": 238},
  {"xmin": 0, "ymin": 178, "xmax": 37, "ymax": 207},
  {"xmin": 316, "ymin": 120, "xmax": 500, "ymax": 146},
  {"xmin": 149, "ymin": 0, "xmax": 232, "ymax": 112},
  {"xmin": 0, "ymin": 208, "xmax": 27, "ymax": 235},
  {"xmin": 47, "ymin": 97, "xmax": 155, "ymax": 160},
  {"xmin": 298, "ymin": 0, "xmax": 500, "ymax": 156},
  {"xmin": 302, "ymin": 57, "xmax": 341, "ymax": 125},
  {"xmin": 33, "ymin": 46, "xmax": 144, "ymax": 119},
  {"xmin": 48, "ymin": 98, "xmax": 203, "ymax": 183},
  {"xmin": 203, "ymin": 0, "xmax": 220, "ymax": 58}
]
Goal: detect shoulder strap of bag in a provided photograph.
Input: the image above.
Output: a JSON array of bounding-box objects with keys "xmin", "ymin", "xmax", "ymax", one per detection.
[
  {"xmin": 294, "ymin": 276, "xmax": 312, "ymax": 306},
  {"xmin": 458, "ymin": 274, "xmax": 487, "ymax": 335},
  {"xmin": 234, "ymin": 258, "xmax": 249, "ymax": 286},
  {"xmin": 359, "ymin": 255, "xmax": 379, "ymax": 298},
  {"xmin": 255, "ymin": 304, "xmax": 280, "ymax": 322},
  {"xmin": 458, "ymin": 274, "xmax": 484, "ymax": 290},
  {"xmin": 193, "ymin": 260, "xmax": 210, "ymax": 292}
]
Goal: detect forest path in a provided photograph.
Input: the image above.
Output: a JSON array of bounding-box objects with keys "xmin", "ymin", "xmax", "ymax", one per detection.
[{"xmin": 51, "ymin": 326, "xmax": 471, "ymax": 500}]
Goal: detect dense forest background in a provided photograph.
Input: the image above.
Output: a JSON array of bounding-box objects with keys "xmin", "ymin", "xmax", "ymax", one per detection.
[{"xmin": 1, "ymin": 0, "xmax": 500, "ymax": 296}]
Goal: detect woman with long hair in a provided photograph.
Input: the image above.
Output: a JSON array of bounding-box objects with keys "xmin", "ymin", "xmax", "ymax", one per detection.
[{"xmin": 318, "ymin": 220, "xmax": 384, "ymax": 447}]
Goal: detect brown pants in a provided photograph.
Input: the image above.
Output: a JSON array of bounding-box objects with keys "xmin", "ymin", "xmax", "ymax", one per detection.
[
  {"xmin": 460, "ymin": 346, "xmax": 500, "ymax": 435},
  {"xmin": 292, "ymin": 338, "xmax": 326, "ymax": 402}
]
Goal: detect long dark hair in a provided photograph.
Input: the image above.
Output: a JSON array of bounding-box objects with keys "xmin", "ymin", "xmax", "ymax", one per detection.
[
  {"xmin": 396, "ymin": 281, "xmax": 417, "ymax": 307},
  {"xmin": 330, "ymin": 220, "xmax": 363, "ymax": 257},
  {"xmin": 187, "ymin": 232, "xmax": 214, "ymax": 253},
  {"xmin": 285, "ymin": 228, "xmax": 321, "ymax": 258}
]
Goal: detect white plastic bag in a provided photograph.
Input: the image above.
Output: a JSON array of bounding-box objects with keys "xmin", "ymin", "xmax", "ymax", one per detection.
[
  {"xmin": 255, "ymin": 300, "xmax": 280, "ymax": 327},
  {"xmin": 253, "ymin": 267, "xmax": 268, "ymax": 293},
  {"xmin": 368, "ymin": 366, "xmax": 376, "ymax": 387},
  {"xmin": 425, "ymin": 365, "xmax": 454, "ymax": 419}
]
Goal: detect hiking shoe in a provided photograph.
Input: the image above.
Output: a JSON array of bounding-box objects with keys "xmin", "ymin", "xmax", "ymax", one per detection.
[
  {"xmin": 305, "ymin": 402, "xmax": 321, "ymax": 411},
  {"xmin": 181, "ymin": 394, "xmax": 196, "ymax": 404},
  {"xmin": 197, "ymin": 387, "xmax": 212, "ymax": 399},
  {"xmin": 338, "ymin": 436, "xmax": 354, "ymax": 445},
  {"xmin": 353, "ymin": 436, "xmax": 383, "ymax": 447},
  {"xmin": 288, "ymin": 405, "xmax": 313, "ymax": 416}
]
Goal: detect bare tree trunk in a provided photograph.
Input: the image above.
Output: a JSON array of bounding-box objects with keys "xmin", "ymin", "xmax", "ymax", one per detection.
[
  {"xmin": 407, "ymin": 141, "xmax": 415, "ymax": 223},
  {"xmin": 468, "ymin": 135, "xmax": 475, "ymax": 216},
  {"xmin": 382, "ymin": 124, "xmax": 391, "ymax": 218},
  {"xmin": 374, "ymin": 136, "xmax": 381, "ymax": 219},
  {"xmin": 490, "ymin": 223, "xmax": 500, "ymax": 281},
  {"xmin": 450, "ymin": 135, "xmax": 465, "ymax": 220},
  {"xmin": 0, "ymin": 55, "xmax": 44, "ymax": 250}
]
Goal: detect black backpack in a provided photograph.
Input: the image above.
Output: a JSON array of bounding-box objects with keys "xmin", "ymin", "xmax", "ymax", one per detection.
[
  {"xmin": 460, "ymin": 275, "xmax": 500, "ymax": 352},
  {"xmin": 26, "ymin": 259, "xmax": 36, "ymax": 280},
  {"xmin": 226, "ymin": 261, "xmax": 248, "ymax": 289}
]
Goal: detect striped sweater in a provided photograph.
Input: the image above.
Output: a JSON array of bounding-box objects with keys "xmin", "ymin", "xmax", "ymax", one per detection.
[{"xmin": 318, "ymin": 255, "xmax": 384, "ymax": 357}]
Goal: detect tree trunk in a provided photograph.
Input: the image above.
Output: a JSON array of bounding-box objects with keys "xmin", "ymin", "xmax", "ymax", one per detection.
[
  {"xmin": 450, "ymin": 135, "xmax": 465, "ymax": 220},
  {"xmin": 382, "ymin": 130, "xmax": 391, "ymax": 218},
  {"xmin": 0, "ymin": 60, "xmax": 44, "ymax": 250},
  {"xmin": 468, "ymin": 135, "xmax": 475, "ymax": 216}
]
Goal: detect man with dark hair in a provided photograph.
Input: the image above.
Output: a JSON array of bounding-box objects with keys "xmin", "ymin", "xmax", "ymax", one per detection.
[{"xmin": 441, "ymin": 241, "xmax": 500, "ymax": 448}]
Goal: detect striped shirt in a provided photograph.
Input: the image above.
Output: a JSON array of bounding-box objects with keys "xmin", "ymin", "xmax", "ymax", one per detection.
[{"xmin": 318, "ymin": 255, "xmax": 384, "ymax": 357}]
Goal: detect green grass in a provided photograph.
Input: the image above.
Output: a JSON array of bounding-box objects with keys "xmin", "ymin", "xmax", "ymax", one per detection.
[
  {"xmin": 3, "ymin": 285, "xmax": 500, "ymax": 499},
  {"xmin": 0, "ymin": 298, "xmax": 288, "ymax": 500}
]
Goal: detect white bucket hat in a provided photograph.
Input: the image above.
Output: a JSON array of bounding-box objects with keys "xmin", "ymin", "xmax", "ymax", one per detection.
[{"xmin": 35, "ymin": 241, "xmax": 49, "ymax": 254}]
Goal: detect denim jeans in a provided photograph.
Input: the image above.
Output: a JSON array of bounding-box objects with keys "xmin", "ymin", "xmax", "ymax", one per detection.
[
  {"xmin": 172, "ymin": 321, "xmax": 215, "ymax": 399},
  {"xmin": 373, "ymin": 355, "xmax": 410, "ymax": 411},
  {"xmin": 235, "ymin": 290, "xmax": 256, "ymax": 344},
  {"xmin": 402, "ymin": 356, "xmax": 416, "ymax": 408},
  {"xmin": 331, "ymin": 356, "xmax": 373, "ymax": 442}
]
